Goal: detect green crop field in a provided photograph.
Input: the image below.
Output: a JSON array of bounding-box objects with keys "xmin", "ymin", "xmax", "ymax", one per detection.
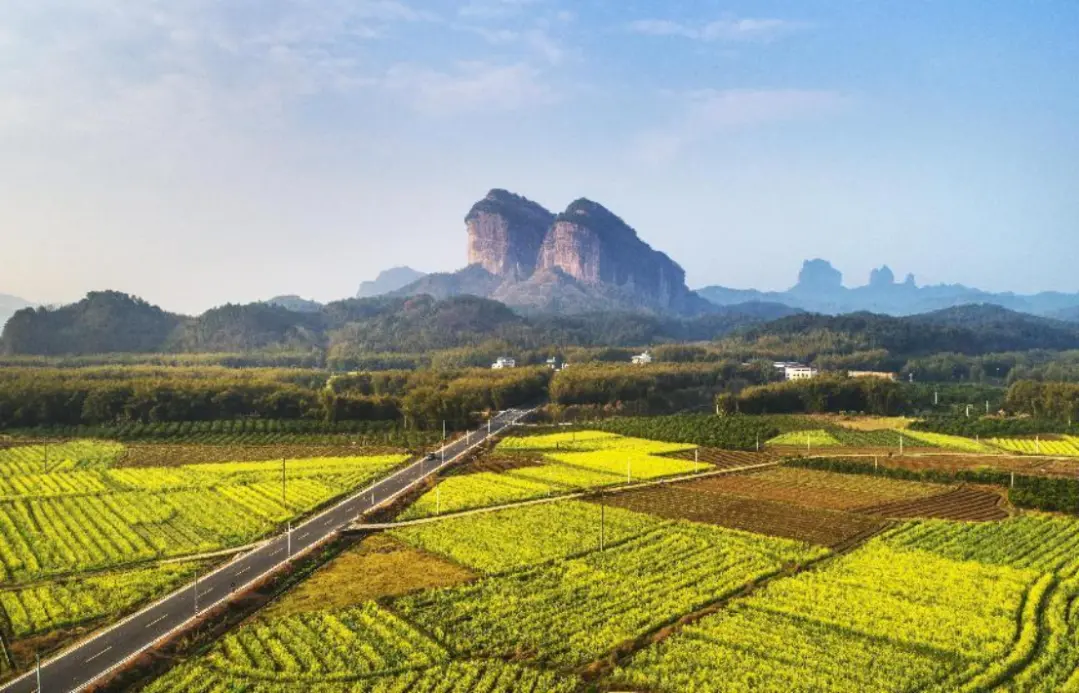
[
  {"xmin": 989, "ymin": 436, "xmax": 1080, "ymax": 457},
  {"xmin": 0, "ymin": 438, "xmax": 410, "ymax": 672},
  {"xmin": 399, "ymin": 431, "xmax": 706, "ymax": 519}
]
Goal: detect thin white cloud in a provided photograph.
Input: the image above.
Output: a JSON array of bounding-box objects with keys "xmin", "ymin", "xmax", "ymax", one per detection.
[
  {"xmin": 382, "ymin": 61, "xmax": 557, "ymax": 115},
  {"xmin": 626, "ymin": 17, "xmax": 806, "ymax": 42},
  {"xmin": 0, "ymin": 1, "xmax": 430, "ymax": 142},
  {"xmin": 457, "ymin": 0, "xmax": 541, "ymax": 21},
  {"xmin": 632, "ymin": 88, "xmax": 847, "ymax": 163}
]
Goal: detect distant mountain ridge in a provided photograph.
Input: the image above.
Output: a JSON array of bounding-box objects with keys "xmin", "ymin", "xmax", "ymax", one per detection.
[
  {"xmin": 0, "ymin": 290, "xmax": 802, "ymax": 356},
  {"xmin": 0, "ymin": 293, "xmax": 33, "ymax": 328},
  {"xmin": 697, "ymin": 259, "xmax": 1078, "ymax": 319},
  {"xmin": 392, "ymin": 189, "xmax": 712, "ymax": 315},
  {"xmin": 356, "ymin": 267, "xmax": 427, "ymax": 298}
]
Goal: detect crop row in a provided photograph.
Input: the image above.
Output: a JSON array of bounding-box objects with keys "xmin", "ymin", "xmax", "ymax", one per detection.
[
  {"xmin": 147, "ymin": 659, "xmax": 579, "ymax": 693},
  {"xmin": 0, "ymin": 561, "xmax": 199, "ymax": 637},
  {"xmin": 0, "ymin": 455, "xmax": 406, "ymax": 582},
  {"xmin": 392, "ymin": 501, "xmax": 666, "ymax": 574},
  {"xmin": 989, "ymin": 436, "xmax": 1080, "ymax": 457},
  {"xmin": 396, "ymin": 520, "xmax": 825, "ymax": 667},
  {"xmin": 401, "ymin": 433, "xmax": 706, "ymax": 519},
  {"xmin": 615, "ymin": 530, "xmax": 1047, "ymax": 692},
  {"xmin": 0, "ymin": 440, "xmax": 123, "ymax": 477}
]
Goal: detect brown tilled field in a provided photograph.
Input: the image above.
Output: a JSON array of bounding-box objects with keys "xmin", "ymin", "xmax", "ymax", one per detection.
[
  {"xmin": 839, "ymin": 454, "xmax": 1079, "ymax": 479},
  {"xmin": 447, "ymin": 451, "xmax": 545, "ymax": 476},
  {"xmin": 593, "ymin": 484, "xmax": 887, "ymax": 549},
  {"xmin": 855, "ymin": 485, "xmax": 1009, "ymax": 522},
  {"xmin": 686, "ymin": 467, "xmax": 949, "ymax": 511},
  {"xmin": 666, "ymin": 447, "xmax": 777, "ymax": 469}
]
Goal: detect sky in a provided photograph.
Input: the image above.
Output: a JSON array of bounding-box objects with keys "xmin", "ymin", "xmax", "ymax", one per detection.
[{"xmin": 1, "ymin": 0, "xmax": 1077, "ymax": 314}]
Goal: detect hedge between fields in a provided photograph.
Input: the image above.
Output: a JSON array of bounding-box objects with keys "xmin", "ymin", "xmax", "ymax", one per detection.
[{"xmin": 787, "ymin": 457, "xmax": 1078, "ymax": 515}]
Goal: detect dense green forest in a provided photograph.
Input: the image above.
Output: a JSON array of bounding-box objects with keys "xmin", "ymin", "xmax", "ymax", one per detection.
[{"xmin": 0, "ymin": 365, "xmax": 549, "ymax": 430}]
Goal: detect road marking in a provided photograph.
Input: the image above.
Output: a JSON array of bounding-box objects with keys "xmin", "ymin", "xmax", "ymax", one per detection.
[
  {"xmin": 234, "ymin": 566, "xmax": 250, "ymax": 577},
  {"xmin": 297, "ymin": 531, "xmax": 310, "ymax": 540},
  {"xmin": 85, "ymin": 646, "xmax": 112, "ymax": 663},
  {"xmin": 145, "ymin": 613, "xmax": 168, "ymax": 629},
  {"xmin": 269, "ymin": 548, "xmax": 283, "ymax": 557},
  {"xmin": 198, "ymin": 589, "xmax": 214, "ymax": 599}
]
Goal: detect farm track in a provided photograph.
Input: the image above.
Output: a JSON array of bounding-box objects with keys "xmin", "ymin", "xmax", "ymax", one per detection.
[{"xmin": 855, "ymin": 485, "xmax": 1010, "ymax": 522}]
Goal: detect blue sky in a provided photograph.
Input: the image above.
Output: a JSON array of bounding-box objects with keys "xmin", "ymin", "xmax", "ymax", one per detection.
[{"xmin": 1, "ymin": 0, "xmax": 1076, "ymax": 313}]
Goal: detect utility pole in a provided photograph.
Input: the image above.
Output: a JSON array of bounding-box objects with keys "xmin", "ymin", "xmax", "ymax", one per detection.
[
  {"xmin": 899, "ymin": 435, "xmax": 904, "ymax": 455},
  {"xmin": 193, "ymin": 569, "xmax": 199, "ymax": 615},
  {"xmin": 599, "ymin": 493, "xmax": 605, "ymax": 551},
  {"xmin": 755, "ymin": 433, "xmax": 760, "ymax": 452},
  {"xmin": 281, "ymin": 458, "xmax": 286, "ymax": 508},
  {"xmin": 1035, "ymin": 435, "xmax": 1040, "ymax": 454},
  {"xmin": 626, "ymin": 456, "xmax": 631, "ymax": 484},
  {"xmin": 694, "ymin": 448, "xmax": 699, "ymax": 463},
  {"xmin": 985, "ymin": 400, "xmax": 989, "ymax": 414},
  {"xmin": 933, "ymin": 390, "xmax": 938, "ymax": 406},
  {"xmin": 35, "ymin": 653, "xmax": 41, "ymax": 693},
  {"xmin": 287, "ymin": 522, "xmax": 292, "ymax": 559}
]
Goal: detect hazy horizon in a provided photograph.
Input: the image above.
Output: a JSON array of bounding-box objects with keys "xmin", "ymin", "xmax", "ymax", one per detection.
[{"xmin": 2, "ymin": 1, "xmax": 1077, "ymax": 315}]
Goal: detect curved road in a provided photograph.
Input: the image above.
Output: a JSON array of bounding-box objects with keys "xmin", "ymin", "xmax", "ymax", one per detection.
[{"xmin": 2, "ymin": 408, "xmax": 529, "ymax": 693}]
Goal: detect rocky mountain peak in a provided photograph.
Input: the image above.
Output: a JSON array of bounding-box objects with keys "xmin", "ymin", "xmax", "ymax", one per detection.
[
  {"xmin": 458, "ymin": 188, "xmax": 701, "ymax": 313},
  {"xmin": 465, "ymin": 189, "xmax": 553, "ymax": 279}
]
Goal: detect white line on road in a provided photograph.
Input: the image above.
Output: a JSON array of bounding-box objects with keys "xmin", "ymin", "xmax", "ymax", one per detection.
[
  {"xmin": 85, "ymin": 646, "xmax": 112, "ymax": 663},
  {"xmin": 269, "ymin": 548, "xmax": 283, "ymax": 557},
  {"xmin": 234, "ymin": 566, "xmax": 250, "ymax": 577},
  {"xmin": 297, "ymin": 531, "xmax": 310, "ymax": 540},
  {"xmin": 145, "ymin": 614, "xmax": 168, "ymax": 629}
]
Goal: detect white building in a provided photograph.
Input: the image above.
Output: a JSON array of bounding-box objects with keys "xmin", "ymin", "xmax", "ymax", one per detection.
[
  {"xmin": 784, "ymin": 365, "xmax": 819, "ymax": 381},
  {"xmin": 631, "ymin": 350, "xmax": 653, "ymax": 365},
  {"xmin": 491, "ymin": 356, "xmax": 516, "ymax": 370}
]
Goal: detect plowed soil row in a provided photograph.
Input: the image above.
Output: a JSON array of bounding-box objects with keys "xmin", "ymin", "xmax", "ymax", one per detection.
[
  {"xmin": 855, "ymin": 454, "xmax": 1078, "ymax": 480},
  {"xmin": 594, "ymin": 485, "xmax": 886, "ymax": 549},
  {"xmin": 686, "ymin": 467, "xmax": 947, "ymax": 511},
  {"xmin": 855, "ymin": 485, "xmax": 1009, "ymax": 522},
  {"xmin": 666, "ymin": 448, "xmax": 776, "ymax": 469},
  {"xmin": 449, "ymin": 451, "xmax": 546, "ymax": 476}
]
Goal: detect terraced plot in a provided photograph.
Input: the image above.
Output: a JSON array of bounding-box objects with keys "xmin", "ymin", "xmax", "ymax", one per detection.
[
  {"xmin": 622, "ymin": 543, "xmax": 1041, "ymax": 694},
  {"xmin": 592, "ymin": 484, "xmax": 886, "ymax": 549},
  {"xmin": 396, "ymin": 522, "xmax": 825, "ymax": 667},
  {"xmin": 0, "ymin": 452, "xmax": 407, "ymax": 582},
  {"xmin": 664, "ymin": 448, "xmax": 776, "ymax": 469},
  {"xmin": 990, "ymin": 436, "xmax": 1079, "ymax": 457},
  {"xmin": 686, "ymin": 467, "xmax": 946, "ymax": 511},
  {"xmin": 392, "ymin": 501, "xmax": 663, "ymax": 574},
  {"xmin": 0, "ymin": 561, "xmax": 201, "ymax": 637},
  {"xmin": 400, "ymin": 432, "xmax": 708, "ymax": 520},
  {"xmin": 856, "ymin": 485, "xmax": 1008, "ymax": 521}
]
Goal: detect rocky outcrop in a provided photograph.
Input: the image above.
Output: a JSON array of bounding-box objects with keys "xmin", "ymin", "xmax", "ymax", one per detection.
[
  {"xmin": 536, "ymin": 199, "xmax": 688, "ymax": 309},
  {"xmin": 402, "ymin": 188, "xmax": 710, "ymax": 315},
  {"xmin": 465, "ymin": 190, "xmax": 553, "ymax": 279}
]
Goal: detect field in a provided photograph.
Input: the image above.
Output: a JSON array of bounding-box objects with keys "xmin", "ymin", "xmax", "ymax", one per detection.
[
  {"xmin": 591, "ymin": 485, "xmax": 886, "ymax": 548},
  {"xmin": 685, "ymin": 466, "xmax": 947, "ymax": 511},
  {"xmin": 394, "ymin": 513, "xmax": 825, "ymax": 667},
  {"xmin": 2, "ymin": 414, "xmax": 1075, "ymax": 693},
  {"xmin": 989, "ymin": 436, "xmax": 1080, "ymax": 457},
  {"xmin": 0, "ymin": 439, "xmax": 412, "ymax": 676},
  {"xmin": 139, "ymin": 422, "xmax": 1079, "ymax": 694},
  {"xmin": 855, "ymin": 485, "xmax": 1009, "ymax": 521},
  {"xmin": 398, "ymin": 431, "xmax": 708, "ymax": 520},
  {"xmin": 0, "ymin": 561, "xmax": 203, "ymax": 637}
]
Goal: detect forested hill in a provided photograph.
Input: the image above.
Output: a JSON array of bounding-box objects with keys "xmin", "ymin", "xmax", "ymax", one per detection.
[
  {"xmin": 730, "ymin": 304, "xmax": 1079, "ymax": 355},
  {"xmin": 0, "ymin": 291, "xmax": 799, "ymax": 356}
]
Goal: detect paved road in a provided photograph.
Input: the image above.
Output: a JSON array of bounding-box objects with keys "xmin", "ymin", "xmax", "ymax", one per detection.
[{"xmin": 1, "ymin": 408, "xmax": 529, "ymax": 693}]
